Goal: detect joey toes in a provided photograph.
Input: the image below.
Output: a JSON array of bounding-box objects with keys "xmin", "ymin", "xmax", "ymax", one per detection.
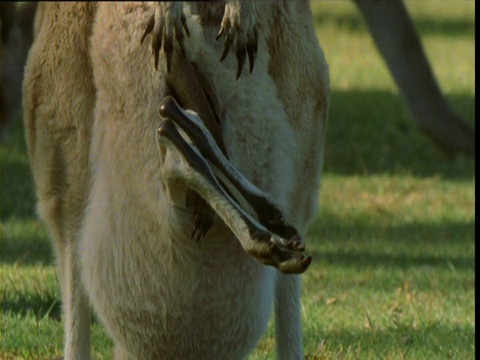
[
  {"xmin": 216, "ymin": 1, "xmax": 257, "ymax": 79},
  {"xmin": 141, "ymin": 2, "xmax": 190, "ymax": 72},
  {"xmin": 248, "ymin": 227, "xmax": 310, "ymax": 274},
  {"xmin": 187, "ymin": 191, "xmax": 215, "ymax": 242}
]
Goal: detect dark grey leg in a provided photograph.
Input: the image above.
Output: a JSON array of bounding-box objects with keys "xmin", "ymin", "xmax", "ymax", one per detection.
[{"xmin": 157, "ymin": 110, "xmax": 311, "ymax": 274}]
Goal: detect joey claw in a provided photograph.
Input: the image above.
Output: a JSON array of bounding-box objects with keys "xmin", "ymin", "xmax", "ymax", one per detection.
[
  {"xmin": 216, "ymin": 26, "xmax": 225, "ymax": 42},
  {"xmin": 301, "ymin": 256, "xmax": 312, "ymax": 270},
  {"xmin": 181, "ymin": 14, "xmax": 190, "ymax": 37},
  {"xmin": 191, "ymin": 223, "xmax": 200, "ymax": 241},
  {"xmin": 141, "ymin": 14, "xmax": 155, "ymax": 44},
  {"xmin": 141, "ymin": 3, "xmax": 190, "ymax": 72},
  {"xmin": 288, "ymin": 235, "xmax": 305, "ymax": 252},
  {"xmin": 234, "ymin": 30, "xmax": 248, "ymax": 80},
  {"xmin": 192, "ymin": 219, "xmax": 209, "ymax": 242},
  {"xmin": 235, "ymin": 47, "xmax": 246, "ymax": 81},
  {"xmin": 294, "ymin": 242, "xmax": 305, "ymax": 253},
  {"xmin": 189, "ymin": 192, "xmax": 214, "ymax": 242},
  {"xmin": 246, "ymin": 29, "xmax": 258, "ymax": 73},
  {"xmin": 174, "ymin": 13, "xmax": 190, "ymax": 58},
  {"xmin": 152, "ymin": 31, "xmax": 162, "ymax": 70},
  {"xmin": 164, "ymin": 33, "xmax": 173, "ymax": 73},
  {"xmin": 192, "ymin": 220, "xmax": 204, "ymax": 241},
  {"xmin": 216, "ymin": 1, "xmax": 257, "ymax": 79},
  {"xmin": 220, "ymin": 32, "xmax": 234, "ymax": 62},
  {"xmin": 175, "ymin": 24, "xmax": 186, "ymax": 57}
]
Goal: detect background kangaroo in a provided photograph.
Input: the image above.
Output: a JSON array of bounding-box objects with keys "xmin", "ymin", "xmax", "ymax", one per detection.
[
  {"xmin": 23, "ymin": 2, "xmax": 328, "ymax": 359},
  {"xmin": 0, "ymin": 2, "xmax": 37, "ymax": 140}
]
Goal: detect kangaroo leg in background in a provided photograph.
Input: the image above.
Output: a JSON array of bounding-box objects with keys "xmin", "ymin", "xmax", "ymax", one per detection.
[
  {"xmin": 0, "ymin": 2, "xmax": 37, "ymax": 141},
  {"xmin": 354, "ymin": 0, "xmax": 474, "ymax": 157}
]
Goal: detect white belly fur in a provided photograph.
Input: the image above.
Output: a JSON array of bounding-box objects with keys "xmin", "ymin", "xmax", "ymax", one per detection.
[{"xmin": 80, "ymin": 3, "xmax": 297, "ymax": 358}]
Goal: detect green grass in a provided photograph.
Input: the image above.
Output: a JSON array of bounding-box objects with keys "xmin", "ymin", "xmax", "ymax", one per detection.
[{"xmin": 1, "ymin": 1, "xmax": 474, "ymax": 359}]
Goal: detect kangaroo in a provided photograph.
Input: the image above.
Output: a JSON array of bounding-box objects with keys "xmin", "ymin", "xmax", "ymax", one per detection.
[
  {"xmin": 0, "ymin": 2, "xmax": 37, "ymax": 140},
  {"xmin": 23, "ymin": 2, "xmax": 329, "ymax": 359}
]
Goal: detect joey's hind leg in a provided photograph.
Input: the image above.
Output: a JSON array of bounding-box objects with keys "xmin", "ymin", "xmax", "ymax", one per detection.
[
  {"xmin": 159, "ymin": 96, "xmax": 303, "ymax": 249},
  {"xmin": 157, "ymin": 97, "xmax": 311, "ymax": 274}
]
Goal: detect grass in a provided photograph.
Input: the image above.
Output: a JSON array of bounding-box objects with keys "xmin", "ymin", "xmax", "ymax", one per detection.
[{"xmin": 1, "ymin": 1, "xmax": 475, "ymax": 359}]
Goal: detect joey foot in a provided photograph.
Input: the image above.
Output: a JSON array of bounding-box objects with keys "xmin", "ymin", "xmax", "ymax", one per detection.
[
  {"xmin": 141, "ymin": 2, "xmax": 190, "ymax": 72},
  {"xmin": 157, "ymin": 97, "xmax": 311, "ymax": 274},
  {"xmin": 216, "ymin": 0, "xmax": 258, "ymax": 80}
]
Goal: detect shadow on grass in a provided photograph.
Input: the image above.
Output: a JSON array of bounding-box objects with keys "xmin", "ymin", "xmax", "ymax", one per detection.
[
  {"xmin": 307, "ymin": 218, "xmax": 475, "ymax": 272},
  {"xmin": 1, "ymin": 294, "xmax": 62, "ymax": 321},
  {"xmin": 0, "ymin": 231, "xmax": 54, "ymax": 265},
  {"xmin": 313, "ymin": 11, "xmax": 474, "ymax": 39},
  {"xmin": 1, "ymin": 116, "xmax": 37, "ymax": 220},
  {"xmin": 1, "ymin": 290, "xmax": 106, "ymax": 325},
  {"xmin": 311, "ymin": 245, "xmax": 474, "ymax": 276},
  {"xmin": 308, "ymin": 322, "xmax": 474, "ymax": 358},
  {"xmin": 324, "ymin": 90, "xmax": 475, "ymax": 179},
  {"xmin": 0, "ymin": 158, "xmax": 37, "ymax": 219}
]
